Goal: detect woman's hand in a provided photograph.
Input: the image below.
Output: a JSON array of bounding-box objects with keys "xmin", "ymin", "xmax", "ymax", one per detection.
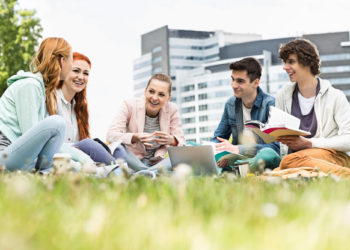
[
  {"xmin": 276, "ymin": 136, "xmax": 312, "ymax": 151},
  {"xmin": 152, "ymin": 131, "xmax": 178, "ymax": 146},
  {"xmin": 131, "ymin": 133, "xmax": 154, "ymax": 147}
]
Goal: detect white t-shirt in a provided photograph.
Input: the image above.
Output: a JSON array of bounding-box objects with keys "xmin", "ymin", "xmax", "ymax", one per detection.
[
  {"xmin": 242, "ymin": 103, "xmax": 252, "ymax": 122},
  {"xmin": 298, "ymin": 92, "xmax": 316, "ymax": 115},
  {"xmin": 56, "ymin": 89, "xmax": 79, "ymax": 144}
]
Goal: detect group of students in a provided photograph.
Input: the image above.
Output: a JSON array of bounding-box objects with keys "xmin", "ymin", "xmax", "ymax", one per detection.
[{"xmin": 1, "ymin": 36, "xmax": 350, "ymax": 177}]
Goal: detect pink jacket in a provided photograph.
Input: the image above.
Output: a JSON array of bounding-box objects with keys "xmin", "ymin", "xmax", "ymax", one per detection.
[{"xmin": 107, "ymin": 97, "xmax": 186, "ymax": 159}]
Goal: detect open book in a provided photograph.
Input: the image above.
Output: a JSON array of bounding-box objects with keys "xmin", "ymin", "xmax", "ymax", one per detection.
[
  {"xmin": 244, "ymin": 106, "xmax": 311, "ymax": 144},
  {"xmin": 202, "ymin": 141, "xmax": 247, "ymax": 165}
]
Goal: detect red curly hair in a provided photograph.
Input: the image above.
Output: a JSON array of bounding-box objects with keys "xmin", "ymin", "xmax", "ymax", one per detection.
[{"xmin": 58, "ymin": 52, "xmax": 91, "ymax": 140}]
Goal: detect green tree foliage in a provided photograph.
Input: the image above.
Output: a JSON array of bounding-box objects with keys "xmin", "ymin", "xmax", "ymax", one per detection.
[{"xmin": 0, "ymin": 0, "xmax": 42, "ymax": 96}]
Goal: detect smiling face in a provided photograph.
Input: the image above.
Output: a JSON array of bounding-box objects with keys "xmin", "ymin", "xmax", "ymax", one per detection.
[
  {"xmin": 63, "ymin": 59, "xmax": 90, "ymax": 95},
  {"xmin": 231, "ymin": 70, "xmax": 259, "ymax": 100},
  {"xmin": 144, "ymin": 79, "xmax": 171, "ymax": 117},
  {"xmin": 283, "ymin": 54, "xmax": 313, "ymax": 83}
]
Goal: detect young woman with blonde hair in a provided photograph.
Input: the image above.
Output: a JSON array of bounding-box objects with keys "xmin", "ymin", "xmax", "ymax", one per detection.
[
  {"xmin": 107, "ymin": 73, "xmax": 185, "ymax": 171},
  {"xmin": 0, "ymin": 37, "xmax": 72, "ymax": 171}
]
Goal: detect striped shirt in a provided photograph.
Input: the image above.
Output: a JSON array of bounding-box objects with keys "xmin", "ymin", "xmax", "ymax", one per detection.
[{"xmin": 142, "ymin": 115, "xmax": 160, "ymax": 165}]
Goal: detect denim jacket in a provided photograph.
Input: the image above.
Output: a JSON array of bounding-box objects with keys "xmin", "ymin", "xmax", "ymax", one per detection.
[{"xmin": 211, "ymin": 87, "xmax": 280, "ymax": 155}]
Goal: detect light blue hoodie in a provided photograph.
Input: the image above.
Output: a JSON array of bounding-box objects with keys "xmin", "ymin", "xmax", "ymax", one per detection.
[
  {"xmin": 0, "ymin": 71, "xmax": 93, "ymax": 164},
  {"xmin": 0, "ymin": 71, "xmax": 46, "ymax": 142}
]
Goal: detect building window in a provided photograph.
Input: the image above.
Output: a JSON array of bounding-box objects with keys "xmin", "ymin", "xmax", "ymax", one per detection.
[
  {"xmin": 133, "ymin": 60, "xmax": 151, "ymax": 71},
  {"xmin": 186, "ymin": 139, "xmax": 197, "ymax": 143},
  {"xmin": 152, "ymin": 67, "xmax": 162, "ymax": 74},
  {"xmin": 182, "ymin": 106, "xmax": 195, "ymax": 114},
  {"xmin": 182, "ymin": 117, "xmax": 196, "ymax": 124},
  {"xmin": 321, "ymin": 65, "xmax": 350, "ymax": 73},
  {"xmin": 184, "ymin": 128, "xmax": 196, "ymax": 135},
  {"xmin": 152, "ymin": 46, "xmax": 162, "ymax": 53},
  {"xmin": 199, "ymin": 104, "xmax": 207, "ymax": 111},
  {"xmin": 199, "ymin": 127, "xmax": 209, "ymax": 133},
  {"xmin": 329, "ymin": 77, "xmax": 350, "ymax": 85},
  {"xmin": 199, "ymin": 115, "xmax": 208, "ymax": 122},
  {"xmin": 198, "ymin": 82, "xmax": 207, "ymax": 89},
  {"xmin": 320, "ymin": 53, "xmax": 350, "ymax": 62},
  {"xmin": 182, "ymin": 85, "xmax": 195, "ymax": 92},
  {"xmin": 182, "ymin": 95, "xmax": 195, "ymax": 102},
  {"xmin": 198, "ymin": 93, "xmax": 207, "ymax": 100},
  {"xmin": 133, "ymin": 70, "xmax": 152, "ymax": 80},
  {"xmin": 200, "ymin": 137, "xmax": 212, "ymax": 143}
]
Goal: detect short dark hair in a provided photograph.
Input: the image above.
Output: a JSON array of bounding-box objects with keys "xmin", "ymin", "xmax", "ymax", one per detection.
[
  {"xmin": 146, "ymin": 73, "xmax": 172, "ymax": 94},
  {"xmin": 229, "ymin": 57, "xmax": 262, "ymax": 82},
  {"xmin": 279, "ymin": 38, "xmax": 320, "ymax": 76}
]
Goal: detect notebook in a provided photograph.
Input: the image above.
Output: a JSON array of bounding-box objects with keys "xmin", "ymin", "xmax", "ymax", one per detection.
[{"xmin": 167, "ymin": 145, "xmax": 219, "ymax": 176}]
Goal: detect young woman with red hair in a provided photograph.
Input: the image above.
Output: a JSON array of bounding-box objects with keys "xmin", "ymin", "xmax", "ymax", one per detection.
[{"xmin": 56, "ymin": 52, "xmax": 126, "ymax": 166}]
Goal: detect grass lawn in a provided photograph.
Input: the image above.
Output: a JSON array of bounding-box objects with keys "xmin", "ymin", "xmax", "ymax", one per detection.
[{"xmin": 1, "ymin": 171, "xmax": 350, "ymax": 250}]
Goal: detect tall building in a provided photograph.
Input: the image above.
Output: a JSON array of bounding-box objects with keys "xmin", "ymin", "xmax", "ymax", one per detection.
[
  {"xmin": 133, "ymin": 27, "xmax": 350, "ymax": 143},
  {"xmin": 133, "ymin": 25, "xmax": 262, "ymax": 99}
]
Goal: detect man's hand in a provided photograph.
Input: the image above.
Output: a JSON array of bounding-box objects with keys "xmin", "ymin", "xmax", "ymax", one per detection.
[
  {"xmin": 215, "ymin": 137, "xmax": 239, "ymax": 168},
  {"xmin": 276, "ymin": 136, "xmax": 312, "ymax": 151}
]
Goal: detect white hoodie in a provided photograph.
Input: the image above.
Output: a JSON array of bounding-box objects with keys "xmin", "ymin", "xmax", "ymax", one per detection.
[{"xmin": 276, "ymin": 78, "xmax": 350, "ymax": 156}]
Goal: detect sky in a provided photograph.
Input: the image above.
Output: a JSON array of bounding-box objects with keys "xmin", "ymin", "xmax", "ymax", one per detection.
[{"xmin": 18, "ymin": 0, "xmax": 350, "ymax": 139}]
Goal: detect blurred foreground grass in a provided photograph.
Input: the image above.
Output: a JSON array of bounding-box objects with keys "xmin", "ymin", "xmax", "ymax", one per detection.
[{"xmin": 1, "ymin": 172, "xmax": 350, "ymax": 250}]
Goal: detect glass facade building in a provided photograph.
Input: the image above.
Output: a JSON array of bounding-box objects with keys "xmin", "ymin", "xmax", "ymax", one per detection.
[{"xmin": 133, "ymin": 27, "xmax": 350, "ymax": 143}]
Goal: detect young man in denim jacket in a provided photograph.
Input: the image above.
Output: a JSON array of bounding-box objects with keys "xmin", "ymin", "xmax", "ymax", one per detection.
[{"xmin": 211, "ymin": 57, "xmax": 280, "ymax": 169}]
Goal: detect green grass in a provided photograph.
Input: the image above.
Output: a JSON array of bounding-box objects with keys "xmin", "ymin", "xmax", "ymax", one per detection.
[{"xmin": 1, "ymin": 171, "xmax": 350, "ymax": 250}]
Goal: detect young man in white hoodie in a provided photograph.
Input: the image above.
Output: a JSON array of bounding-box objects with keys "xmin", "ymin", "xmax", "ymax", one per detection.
[{"xmin": 274, "ymin": 38, "xmax": 350, "ymax": 176}]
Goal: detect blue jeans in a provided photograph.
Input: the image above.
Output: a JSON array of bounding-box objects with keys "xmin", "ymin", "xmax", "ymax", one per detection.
[
  {"xmin": 114, "ymin": 145, "xmax": 171, "ymax": 172},
  {"xmin": 74, "ymin": 138, "xmax": 127, "ymax": 165},
  {"xmin": 0, "ymin": 115, "xmax": 66, "ymax": 171}
]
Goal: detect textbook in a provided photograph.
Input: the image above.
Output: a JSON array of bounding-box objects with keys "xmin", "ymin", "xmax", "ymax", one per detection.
[
  {"xmin": 202, "ymin": 141, "xmax": 247, "ymax": 165},
  {"xmin": 214, "ymin": 150, "xmax": 247, "ymax": 165},
  {"xmin": 244, "ymin": 106, "xmax": 311, "ymax": 144}
]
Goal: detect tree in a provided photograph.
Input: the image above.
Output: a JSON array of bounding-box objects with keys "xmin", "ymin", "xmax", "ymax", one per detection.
[{"xmin": 0, "ymin": 0, "xmax": 42, "ymax": 96}]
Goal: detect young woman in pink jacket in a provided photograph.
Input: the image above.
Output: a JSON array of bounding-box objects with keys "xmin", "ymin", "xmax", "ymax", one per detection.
[{"xmin": 107, "ymin": 74, "xmax": 185, "ymax": 171}]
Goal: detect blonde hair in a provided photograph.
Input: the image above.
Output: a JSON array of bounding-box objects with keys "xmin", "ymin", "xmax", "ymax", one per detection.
[
  {"xmin": 146, "ymin": 73, "xmax": 172, "ymax": 94},
  {"xmin": 30, "ymin": 37, "xmax": 72, "ymax": 115}
]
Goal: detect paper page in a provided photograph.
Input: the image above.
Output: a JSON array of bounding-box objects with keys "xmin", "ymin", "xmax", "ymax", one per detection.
[{"xmin": 267, "ymin": 106, "xmax": 300, "ymax": 128}]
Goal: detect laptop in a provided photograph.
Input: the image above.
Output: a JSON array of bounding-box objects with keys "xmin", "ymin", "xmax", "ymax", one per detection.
[{"xmin": 168, "ymin": 145, "xmax": 219, "ymax": 176}]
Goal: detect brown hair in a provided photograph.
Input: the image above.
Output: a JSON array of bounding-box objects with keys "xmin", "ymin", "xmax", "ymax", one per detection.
[
  {"xmin": 146, "ymin": 73, "xmax": 172, "ymax": 94},
  {"xmin": 229, "ymin": 57, "xmax": 262, "ymax": 82},
  {"xmin": 57, "ymin": 52, "xmax": 91, "ymax": 140},
  {"xmin": 30, "ymin": 37, "xmax": 72, "ymax": 115},
  {"xmin": 279, "ymin": 38, "xmax": 321, "ymax": 76}
]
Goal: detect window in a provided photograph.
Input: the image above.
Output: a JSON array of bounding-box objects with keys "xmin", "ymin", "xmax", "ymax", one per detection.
[
  {"xmin": 199, "ymin": 115, "xmax": 208, "ymax": 122},
  {"xmin": 152, "ymin": 56, "xmax": 162, "ymax": 64},
  {"xmin": 182, "ymin": 85, "xmax": 195, "ymax": 92},
  {"xmin": 198, "ymin": 82, "xmax": 207, "ymax": 89},
  {"xmin": 184, "ymin": 128, "xmax": 196, "ymax": 135},
  {"xmin": 321, "ymin": 65, "xmax": 350, "ymax": 73},
  {"xmin": 182, "ymin": 117, "xmax": 196, "ymax": 124},
  {"xmin": 182, "ymin": 106, "xmax": 195, "ymax": 114},
  {"xmin": 152, "ymin": 46, "xmax": 162, "ymax": 53},
  {"xmin": 320, "ymin": 53, "xmax": 350, "ymax": 62},
  {"xmin": 133, "ymin": 70, "xmax": 151, "ymax": 80},
  {"xmin": 182, "ymin": 95, "xmax": 195, "ymax": 102},
  {"xmin": 133, "ymin": 60, "xmax": 151, "ymax": 71},
  {"xmin": 199, "ymin": 104, "xmax": 207, "ymax": 111},
  {"xmin": 198, "ymin": 93, "xmax": 207, "ymax": 100}
]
